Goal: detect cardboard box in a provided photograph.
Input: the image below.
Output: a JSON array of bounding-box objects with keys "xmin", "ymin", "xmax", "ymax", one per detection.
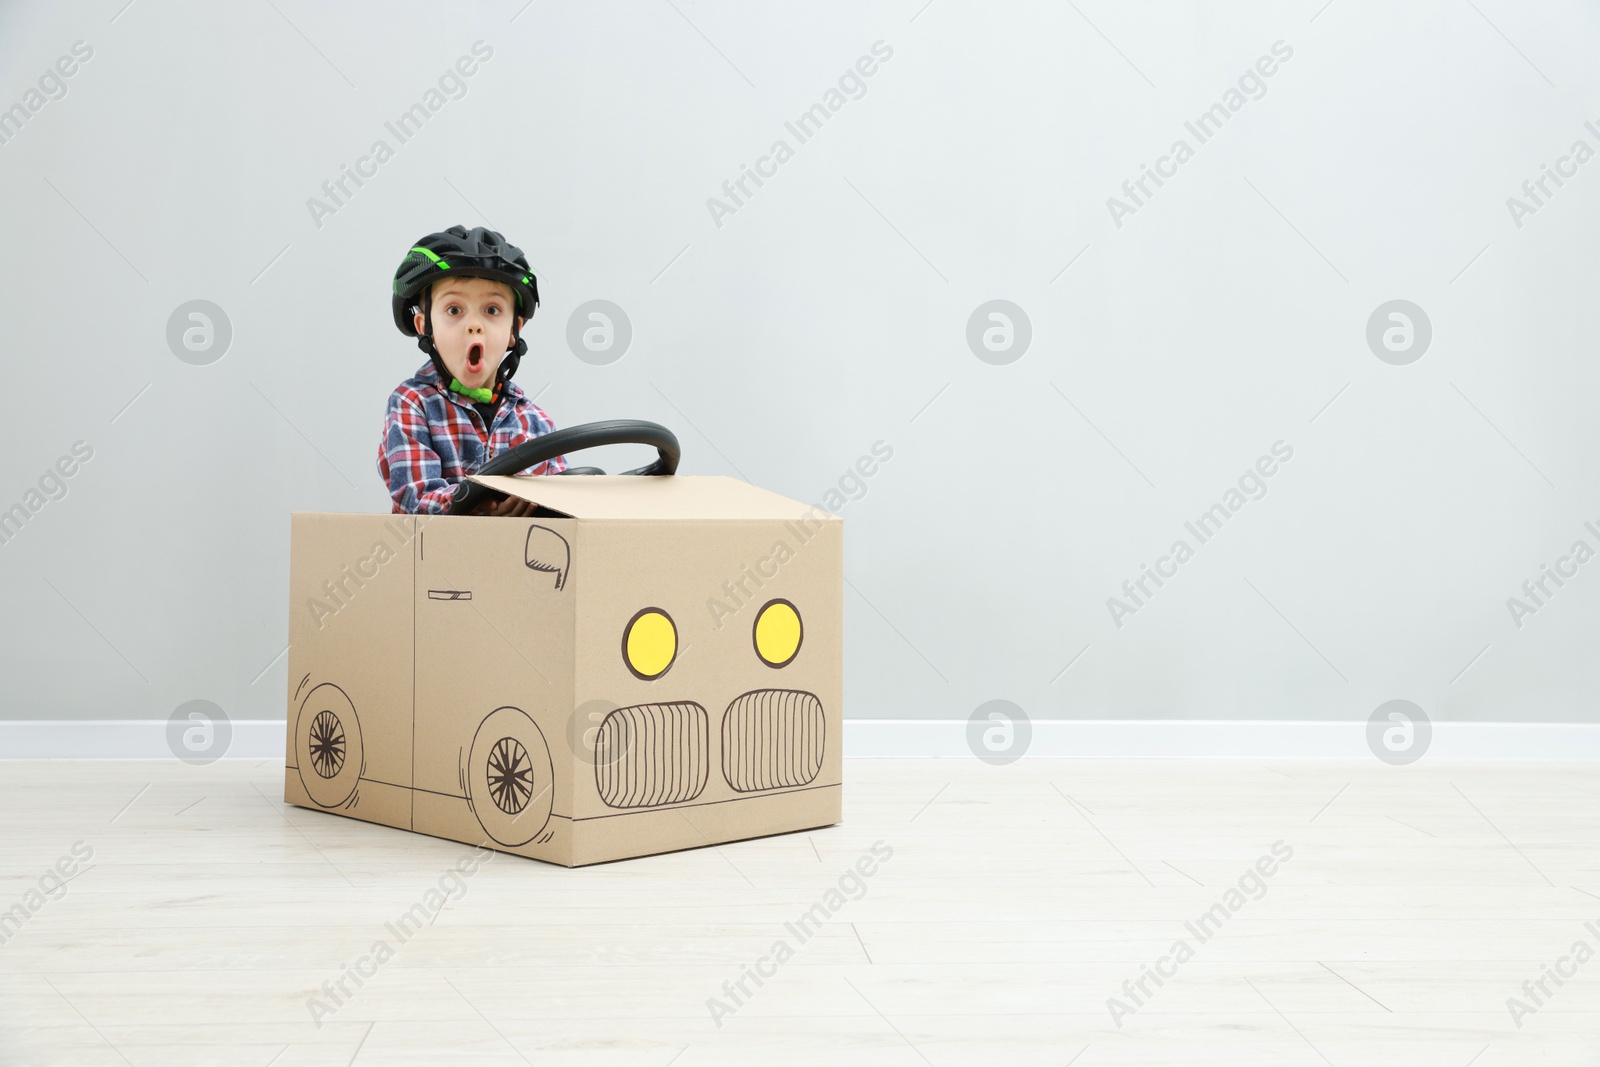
[{"xmin": 283, "ymin": 475, "xmax": 842, "ymax": 866}]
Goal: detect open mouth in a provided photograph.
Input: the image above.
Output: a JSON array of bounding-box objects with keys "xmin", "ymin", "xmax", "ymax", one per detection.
[{"xmin": 466, "ymin": 342, "xmax": 485, "ymax": 372}]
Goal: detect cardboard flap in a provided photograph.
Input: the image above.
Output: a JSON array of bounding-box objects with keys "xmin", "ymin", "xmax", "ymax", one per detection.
[{"xmin": 468, "ymin": 474, "xmax": 840, "ymax": 522}]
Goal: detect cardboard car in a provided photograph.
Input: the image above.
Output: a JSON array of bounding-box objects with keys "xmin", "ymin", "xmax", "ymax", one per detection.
[{"xmin": 282, "ymin": 421, "xmax": 843, "ymax": 866}]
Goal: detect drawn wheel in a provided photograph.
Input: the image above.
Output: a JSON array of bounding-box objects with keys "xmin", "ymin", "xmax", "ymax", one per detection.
[
  {"xmin": 468, "ymin": 707, "xmax": 553, "ymax": 847},
  {"xmin": 309, "ymin": 710, "xmax": 346, "ymax": 779},
  {"xmin": 296, "ymin": 684, "xmax": 363, "ymax": 808},
  {"xmin": 487, "ymin": 737, "xmax": 533, "ymax": 814}
]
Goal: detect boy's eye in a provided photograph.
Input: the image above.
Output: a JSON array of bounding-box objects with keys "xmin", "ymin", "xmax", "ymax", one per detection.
[{"xmin": 445, "ymin": 305, "xmax": 462, "ymax": 316}]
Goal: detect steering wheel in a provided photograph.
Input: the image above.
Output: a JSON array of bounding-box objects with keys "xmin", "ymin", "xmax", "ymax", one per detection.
[{"xmin": 449, "ymin": 419, "xmax": 680, "ymax": 515}]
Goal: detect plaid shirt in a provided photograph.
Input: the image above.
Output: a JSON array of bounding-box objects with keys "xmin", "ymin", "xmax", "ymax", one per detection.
[{"xmin": 378, "ymin": 362, "xmax": 567, "ymax": 514}]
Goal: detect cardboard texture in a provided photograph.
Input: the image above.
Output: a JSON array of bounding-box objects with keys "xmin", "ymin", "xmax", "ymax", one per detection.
[{"xmin": 284, "ymin": 476, "xmax": 842, "ymax": 866}]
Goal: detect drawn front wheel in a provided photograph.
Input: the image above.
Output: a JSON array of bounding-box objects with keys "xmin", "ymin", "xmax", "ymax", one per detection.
[
  {"xmin": 468, "ymin": 707, "xmax": 553, "ymax": 847},
  {"xmin": 296, "ymin": 684, "xmax": 363, "ymax": 808}
]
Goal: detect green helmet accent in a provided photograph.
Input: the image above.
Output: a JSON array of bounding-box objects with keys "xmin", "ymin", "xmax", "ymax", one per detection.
[{"xmin": 407, "ymin": 245, "xmax": 451, "ymax": 271}]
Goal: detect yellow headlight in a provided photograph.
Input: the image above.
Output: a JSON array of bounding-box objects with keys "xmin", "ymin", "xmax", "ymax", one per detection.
[
  {"xmin": 753, "ymin": 599, "xmax": 802, "ymax": 668},
  {"xmin": 623, "ymin": 608, "xmax": 677, "ymax": 680}
]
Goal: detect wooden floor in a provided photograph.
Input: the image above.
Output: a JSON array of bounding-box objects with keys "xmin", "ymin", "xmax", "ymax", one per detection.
[{"xmin": 1, "ymin": 758, "xmax": 1598, "ymax": 1065}]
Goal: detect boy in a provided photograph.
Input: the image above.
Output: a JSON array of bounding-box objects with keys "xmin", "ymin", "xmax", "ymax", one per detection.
[{"xmin": 379, "ymin": 225, "xmax": 567, "ymax": 515}]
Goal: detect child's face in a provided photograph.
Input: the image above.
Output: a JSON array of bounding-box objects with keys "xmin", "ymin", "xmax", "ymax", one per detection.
[{"xmin": 415, "ymin": 277, "xmax": 522, "ymax": 391}]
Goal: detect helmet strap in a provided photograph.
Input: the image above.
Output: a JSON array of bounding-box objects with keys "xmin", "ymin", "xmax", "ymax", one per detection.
[
  {"xmin": 495, "ymin": 327, "xmax": 526, "ymax": 397},
  {"xmin": 415, "ymin": 302, "xmax": 455, "ymax": 387}
]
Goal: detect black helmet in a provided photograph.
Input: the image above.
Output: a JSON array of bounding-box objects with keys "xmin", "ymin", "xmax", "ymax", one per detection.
[{"xmin": 392, "ymin": 225, "xmax": 540, "ymax": 396}]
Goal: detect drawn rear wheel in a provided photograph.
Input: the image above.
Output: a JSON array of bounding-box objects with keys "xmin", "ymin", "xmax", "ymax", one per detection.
[{"xmin": 296, "ymin": 683, "xmax": 363, "ymax": 808}]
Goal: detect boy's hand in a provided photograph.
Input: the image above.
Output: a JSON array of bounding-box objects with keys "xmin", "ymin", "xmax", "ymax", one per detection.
[{"xmin": 475, "ymin": 494, "xmax": 536, "ymax": 518}]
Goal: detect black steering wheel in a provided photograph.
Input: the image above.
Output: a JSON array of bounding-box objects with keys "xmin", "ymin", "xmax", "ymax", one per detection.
[{"xmin": 449, "ymin": 419, "xmax": 680, "ymax": 515}]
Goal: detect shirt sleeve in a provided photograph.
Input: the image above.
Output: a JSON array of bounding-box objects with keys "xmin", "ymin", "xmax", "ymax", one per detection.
[
  {"xmin": 380, "ymin": 391, "xmax": 464, "ymax": 515},
  {"xmin": 510, "ymin": 402, "xmax": 568, "ymax": 476}
]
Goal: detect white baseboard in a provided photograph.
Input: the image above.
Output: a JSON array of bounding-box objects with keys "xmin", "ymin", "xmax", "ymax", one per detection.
[
  {"xmin": 3, "ymin": 719, "xmax": 1600, "ymax": 760},
  {"xmin": 0, "ymin": 720, "xmax": 290, "ymax": 760},
  {"xmin": 843, "ymin": 719, "xmax": 1600, "ymax": 759}
]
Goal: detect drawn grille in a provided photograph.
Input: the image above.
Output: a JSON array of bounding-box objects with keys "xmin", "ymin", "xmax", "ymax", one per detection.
[
  {"xmin": 595, "ymin": 702, "xmax": 709, "ymax": 808},
  {"xmin": 721, "ymin": 689, "xmax": 825, "ymax": 792}
]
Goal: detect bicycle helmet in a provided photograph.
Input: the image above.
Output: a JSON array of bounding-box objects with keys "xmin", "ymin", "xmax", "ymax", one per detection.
[{"xmin": 392, "ymin": 225, "xmax": 540, "ymax": 400}]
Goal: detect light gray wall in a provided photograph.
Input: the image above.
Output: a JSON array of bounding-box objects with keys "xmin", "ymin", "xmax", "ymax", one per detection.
[{"xmin": 1, "ymin": 0, "xmax": 1595, "ymax": 727}]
